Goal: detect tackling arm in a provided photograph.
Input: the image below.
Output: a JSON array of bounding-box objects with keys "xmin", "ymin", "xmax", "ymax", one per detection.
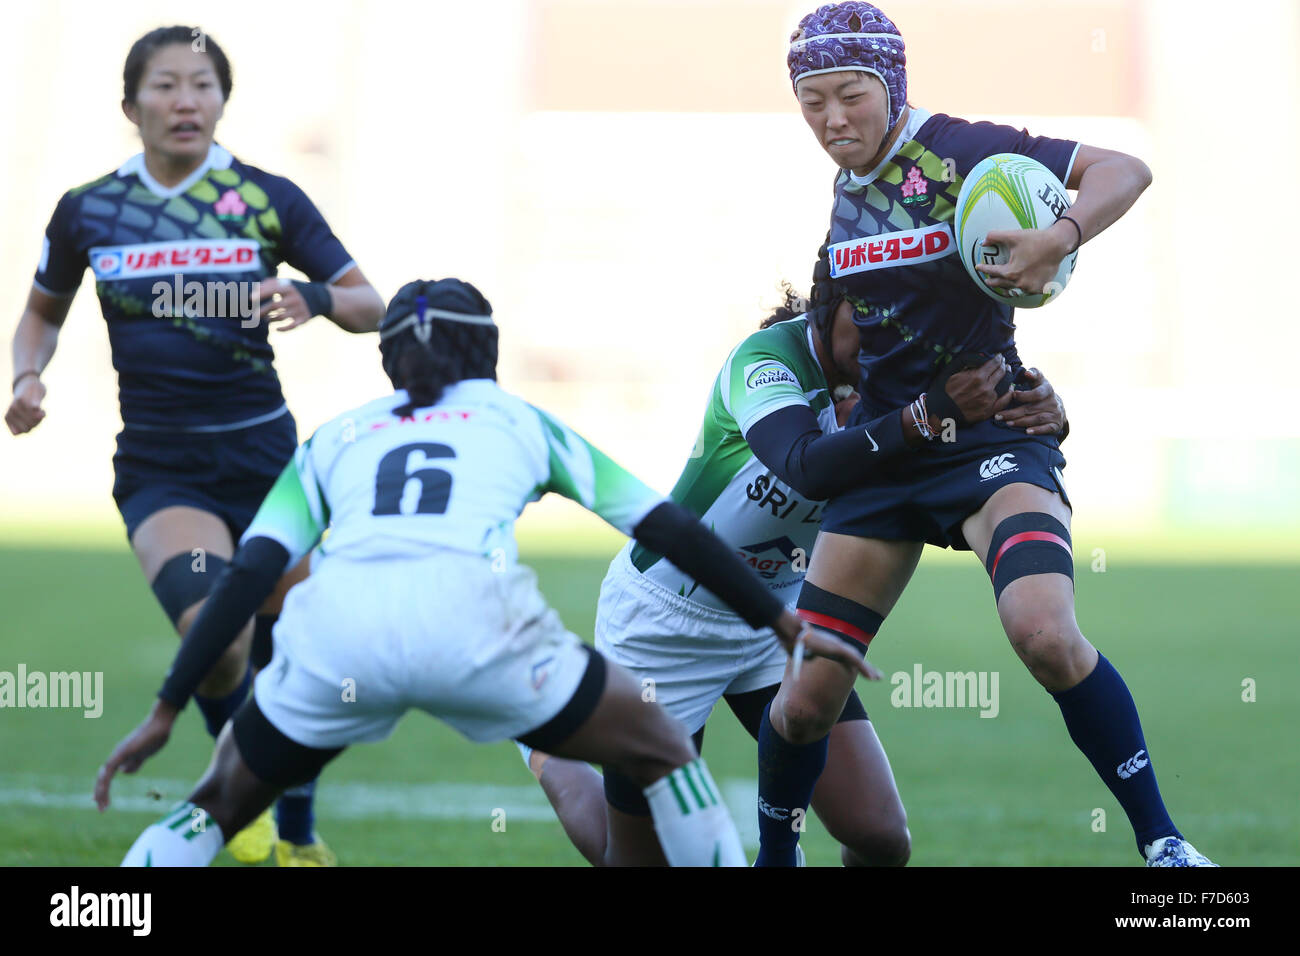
[{"xmin": 156, "ymin": 537, "xmax": 291, "ymax": 709}]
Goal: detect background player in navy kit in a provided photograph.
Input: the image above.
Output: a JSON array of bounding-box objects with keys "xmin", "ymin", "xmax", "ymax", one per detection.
[
  {"xmin": 752, "ymin": 2, "xmax": 1215, "ymax": 867},
  {"xmin": 5, "ymin": 26, "xmax": 384, "ymax": 865}
]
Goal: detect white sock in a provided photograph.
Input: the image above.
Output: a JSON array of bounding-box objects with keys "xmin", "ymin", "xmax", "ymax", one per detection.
[
  {"xmin": 644, "ymin": 758, "xmax": 746, "ymax": 866},
  {"xmin": 121, "ymin": 802, "xmax": 225, "ymax": 867}
]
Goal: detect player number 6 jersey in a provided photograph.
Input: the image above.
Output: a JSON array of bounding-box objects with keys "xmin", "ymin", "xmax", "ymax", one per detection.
[{"xmin": 241, "ymin": 379, "xmax": 667, "ymax": 568}]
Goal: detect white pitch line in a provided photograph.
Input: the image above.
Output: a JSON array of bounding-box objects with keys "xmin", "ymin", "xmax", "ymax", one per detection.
[
  {"xmin": 0, "ymin": 772, "xmax": 765, "ymax": 846},
  {"xmin": 5, "ymin": 773, "xmax": 1275, "ymax": 842}
]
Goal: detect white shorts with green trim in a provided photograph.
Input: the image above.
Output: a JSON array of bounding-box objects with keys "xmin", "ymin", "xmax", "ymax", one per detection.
[
  {"xmin": 594, "ymin": 546, "xmax": 788, "ymax": 735},
  {"xmin": 254, "ymin": 551, "xmax": 590, "ymax": 749}
]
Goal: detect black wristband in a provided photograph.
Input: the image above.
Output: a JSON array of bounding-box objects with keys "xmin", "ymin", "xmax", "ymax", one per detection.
[
  {"xmin": 291, "ymin": 280, "xmax": 333, "ymax": 318},
  {"xmin": 12, "ymin": 369, "xmax": 40, "ymax": 392},
  {"xmin": 1058, "ymin": 215, "xmax": 1083, "ymax": 254}
]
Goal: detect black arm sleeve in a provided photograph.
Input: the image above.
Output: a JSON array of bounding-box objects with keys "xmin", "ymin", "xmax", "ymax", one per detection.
[
  {"xmin": 157, "ymin": 536, "xmax": 291, "ymax": 709},
  {"xmin": 630, "ymin": 503, "xmax": 785, "ymax": 631},
  {"xmin": 744, "ymin": 403, "xmax": 908, "ymax": 501}
]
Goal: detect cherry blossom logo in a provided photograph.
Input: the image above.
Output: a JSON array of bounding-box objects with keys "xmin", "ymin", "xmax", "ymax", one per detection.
[
  {"xmin": 901, "ymin": 166, "xmax": 930, "ymax": 206},
  {"xmin": 214, "ymin": 188, "xmax": 248, "ymax": 221}
]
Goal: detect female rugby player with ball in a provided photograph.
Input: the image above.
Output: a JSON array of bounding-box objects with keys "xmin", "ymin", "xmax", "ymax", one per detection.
[
  {"xmin": 520, "ymin": 271, "xmax": 1067, "ymax": 866},
  {"xmin": 5, "ymin": 26, "xmax": 384, "ymax": 865},
  {"xmin": 753, "ymin": 1, "xmax": 1215, "ymax": 867}
]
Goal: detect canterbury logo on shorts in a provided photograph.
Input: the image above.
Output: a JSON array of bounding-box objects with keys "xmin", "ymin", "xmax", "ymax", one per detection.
[
  {"xmin": 979, "ymin": 453, "xmax": 1018, "ymax": 481},
  {"xmin": 828, "ymin": 223, "xmax": 954, "ymax": 278}
]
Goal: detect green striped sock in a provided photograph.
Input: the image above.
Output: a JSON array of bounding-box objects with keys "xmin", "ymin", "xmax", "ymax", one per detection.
[{"xmin": 644, "ymin": 759, "xmax": 745, "ymax": 866}]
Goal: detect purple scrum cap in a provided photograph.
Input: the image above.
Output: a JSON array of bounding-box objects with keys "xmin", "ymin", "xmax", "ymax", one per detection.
[{"xmin": 788, "ymin": 2, "xmax": 907, "ymax": 134}]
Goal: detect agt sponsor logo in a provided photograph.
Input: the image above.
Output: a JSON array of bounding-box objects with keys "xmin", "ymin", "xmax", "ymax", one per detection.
[
  {"xmin": 744, "ymin": 361, "xmax": 797, "ymax": 392},
  {"xmin": 89, "ymin": 239, "xmax": 259, "ymax": 280},
  {"xmin": 829, "ymin": 223, "xmax": 953, "ymax": 278}
]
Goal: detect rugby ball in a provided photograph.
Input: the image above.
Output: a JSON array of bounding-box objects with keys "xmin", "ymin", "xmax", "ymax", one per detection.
[{"xmin": 953, "ymin": 153, "xmax": 1076, "ymax": 308}]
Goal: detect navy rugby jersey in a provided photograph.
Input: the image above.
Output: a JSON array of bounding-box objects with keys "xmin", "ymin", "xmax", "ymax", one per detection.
[
  {"xmin": 826, "ymin": 109, "xmax": 1078, "ymax": 411},
  {"xmin": 34, "ymin": 144, "xmax": 355, "ymax": 430}
]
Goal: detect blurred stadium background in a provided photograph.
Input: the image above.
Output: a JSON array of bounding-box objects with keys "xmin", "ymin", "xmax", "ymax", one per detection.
[{"xmin": 2, "ymin": 0, "xmax": 1296, "ymax": 865}]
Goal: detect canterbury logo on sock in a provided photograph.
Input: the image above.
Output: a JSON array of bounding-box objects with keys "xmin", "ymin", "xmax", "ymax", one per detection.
[
  {"xmin": 1116, "ymin": 749, "xmax": 1149, "ymax": 780},
  {"xmin": 758, "ymin": 796, "xmax": 792, "ymax": 821}
]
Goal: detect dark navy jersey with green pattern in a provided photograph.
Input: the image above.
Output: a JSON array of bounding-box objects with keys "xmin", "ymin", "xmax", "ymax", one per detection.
[
  {"xmin": 827, "ymin": 108, "xmax": 1077, "ymax": 412},
  {"xmin": 628, "ymin": 316, "xmax": 837, "ymax": 611},
  {"xmin": 34, "ymin": 144, "xmax": 354, "ymax": 430}
]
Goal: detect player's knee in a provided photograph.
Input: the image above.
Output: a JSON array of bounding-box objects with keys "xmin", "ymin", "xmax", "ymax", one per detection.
[
  {"xmin": 154, "ymin": 551, "xmax": 228, "ymax": 634},
  {"xmin": 841, "ymin": 823, "xmax": 911, "ymax": 867},
  {"xmin": 193, "ymin": 638, "xmax": 252, "ymax": 697},
  {"xmin": 777, "ymin": 692, "xmax": 837, "ymax": 745},
  {"xmin": 1004, "ymin": 615, "xmax": 1084, "ymax": 686}
]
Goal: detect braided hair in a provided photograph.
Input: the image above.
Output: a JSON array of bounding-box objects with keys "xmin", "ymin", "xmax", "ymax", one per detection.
[
  {"xmin": 379, "ymin": 279, "xmax": 498, "ymax": 418},
  {"xmin": 758, "ymin": 239, "xmax": 849, "ymax": 352}
]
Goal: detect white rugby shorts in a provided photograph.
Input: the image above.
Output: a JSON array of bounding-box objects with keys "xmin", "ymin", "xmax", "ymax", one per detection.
[
  {"xmin": 595, "ymin": 546, "xmax": 788, "ymax": 735},
  {"xmin": 254, "ymin": 551, "xmax": 592, "ymax": 749}
]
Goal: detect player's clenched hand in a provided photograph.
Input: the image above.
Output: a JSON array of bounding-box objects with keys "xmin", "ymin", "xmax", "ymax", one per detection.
[
  {"xmin": 5, "ymin": 377, "xmax": 47, "ymax": 435},
  {"xmin": 995, "ymin": 368, "xmax": 1067, "ymax": 436},
  {"xmin": 833, "ymin": 391, "xmax": 860, "ymax": 427},
  {"xmin": 94, "ymin": 699, "xmax": 178, "ymax": 811},
  {"xmin": 976, "ymin": 227, "xmax": 1072, "ymax": 294},
  {"xmin": 941, "ymin": 355, "xmax": 1013, "ymax": 425},
  {"xmin": 257, "ymin": 278, "xmax": 316, "ymax": 332}
]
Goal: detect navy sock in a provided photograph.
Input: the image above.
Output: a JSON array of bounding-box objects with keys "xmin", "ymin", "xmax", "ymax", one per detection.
[
  {"xmin": 755, "ymin": 703, "xmax": 828, "ymax": 867},
  {"xmin": 193, "ymin": 667, "xmax": 251, "ymax": 740},
  {"xmin": 1051, "ymin": 653, "xmax": 1181, "ymax": 855},
  {"xmin": 276, "ymin": 779, "xmax": 318, "ymax": 845}
]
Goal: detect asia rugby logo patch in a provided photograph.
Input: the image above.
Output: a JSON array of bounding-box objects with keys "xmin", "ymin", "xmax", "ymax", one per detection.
[{"xmin": 744, "ymin": 361, "xmax": 797, "ymax": 392}]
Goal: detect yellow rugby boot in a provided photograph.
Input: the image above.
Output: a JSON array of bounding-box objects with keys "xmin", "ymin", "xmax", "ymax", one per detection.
[
  {"xmin": 226, "ymin": 808, "xmax": 276, "ymax": 864},
  {"xmin": 275, "ymin": 835, "xmax": 337, "ymax": 867}
]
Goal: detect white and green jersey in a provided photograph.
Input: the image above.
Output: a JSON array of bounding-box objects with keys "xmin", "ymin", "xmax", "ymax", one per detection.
[
  {"xmin": 628, "ymin": 316, "xmax": 838, "ymax": 611},
  {"xmin": 241, "ymin": 379, "xmax": 666, "ymax": 568}
]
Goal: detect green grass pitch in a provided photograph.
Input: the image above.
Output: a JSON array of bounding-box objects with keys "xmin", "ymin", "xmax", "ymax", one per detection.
[{"xmin": 1, "ymin": 537, "xmax": 1296, "ymax": 866}]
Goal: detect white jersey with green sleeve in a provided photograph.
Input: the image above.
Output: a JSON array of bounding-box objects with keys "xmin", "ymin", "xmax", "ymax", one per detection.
[
  {"xmin": 240, "ymin": 379, "xmax": 666, "ymax": 568},
  {"xmin": 627, "ymin": 315, "xmax": 838, "ymax": 612}
]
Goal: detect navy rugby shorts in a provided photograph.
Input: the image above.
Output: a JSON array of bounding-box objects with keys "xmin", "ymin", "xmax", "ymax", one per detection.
[
  {"xmin": 820, "ymin": 402, "xmax": 1070, "ymax": 551},
  {"xmin": 112, "ymin": 410, "xmax": 298, "ymax": 541}
]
